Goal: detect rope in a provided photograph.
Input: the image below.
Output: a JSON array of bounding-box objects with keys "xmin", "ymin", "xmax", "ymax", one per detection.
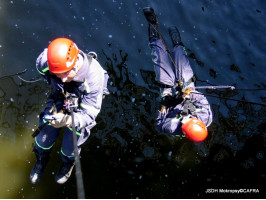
[
  {"xmin": 0, "ymin": 69, "xmax": 27, "ymax": 80},
  {"xmin": 18, "ymin": 76, "xmax": 42, "ymax": 83},
  {"xmin": 195, "ymin": 85, "xmax": 235, "ymax": 90},
  {"xmin": 70, "ymin": 107, "xmax": 85, "ymax": 199},
  {"xmin": 195, "ymin": 79, "xmax": 266, "ymax": 91},
  {"xmin": 233, "ymin": 88, "xmax": 266, "ymax": 91},
  {"xmin": 192, "ymin": 91, "xmax": 266, "ymax": 107},
  {"xmin": 0, "ymin": 68, "xmax": 42, "ymax": 83}
]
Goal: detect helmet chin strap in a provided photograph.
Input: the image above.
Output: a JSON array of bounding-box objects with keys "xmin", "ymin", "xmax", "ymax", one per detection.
[{"xmin": 61, "ymin": 77, "xmax": 68, "ymax": 82}]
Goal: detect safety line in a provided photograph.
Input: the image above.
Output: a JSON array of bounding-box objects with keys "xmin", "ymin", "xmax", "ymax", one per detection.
[
  {"xmin": 192, "ymin": 91, "xmax": 266, "ymax": 107},
  {"xmin": 70, "ymin": 107, "xmax": 85, "ymax": 199},
  {"xmin": 0, "ymin": 69, "xmax": 27, "ymax": 79}
]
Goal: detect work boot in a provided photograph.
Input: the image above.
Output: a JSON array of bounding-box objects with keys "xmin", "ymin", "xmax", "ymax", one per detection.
[
  {"xmin": 55, "ymin": 161, "xmax": 75, "ymax": 184},
  {"xmin": 143, "ymin": 7, "xmax": 159, "ymax": 42},
  {"xmin": 168, "ymin": 26, "xmax": 182, "ymax": 47},
  {"xmin": 143, "ymin": 7, "xmax": 158, "ymax": 24},
  {"xmin": 30, "ymin": 149, "xmax": 50, "ymax": 184}
]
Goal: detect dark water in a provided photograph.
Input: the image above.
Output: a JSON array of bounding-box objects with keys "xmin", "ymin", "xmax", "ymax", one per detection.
[{"xmin": 0, "ymin": 0, "xmax": 265, "ymax": 199}]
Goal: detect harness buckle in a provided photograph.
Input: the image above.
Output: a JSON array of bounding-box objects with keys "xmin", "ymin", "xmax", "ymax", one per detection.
[
  {"xmin": 182, "ymin": 87, "xmax": 192, "ymax": 98},
  {"xmin": 63, "ymin": 92, "xmax": 79, "ymax": 112}
]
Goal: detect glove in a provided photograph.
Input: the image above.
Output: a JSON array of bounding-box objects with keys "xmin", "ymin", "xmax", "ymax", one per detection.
[
  {"xmin": 160, "ymin": 105, "xmax": 167, "ymax": 114},
  {"xmin": 50, "ymin": 113, "xmax": 72, "ymax": 128},
  {"xmin": 160, "ymin": 95, "xmax": 173, "ymax": 107}
]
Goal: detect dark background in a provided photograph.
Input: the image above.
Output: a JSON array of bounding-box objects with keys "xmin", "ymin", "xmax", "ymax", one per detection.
[{"xmin": 0, "ymin": 0, "xmax": 265, "ymax": 198}]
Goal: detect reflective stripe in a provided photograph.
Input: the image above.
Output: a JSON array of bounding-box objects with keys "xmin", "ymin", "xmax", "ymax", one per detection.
[
  {"xmin": 43, "ymin": 119, "xmax": 51, "ymax": 125},
  {"xmin": 35, "ymin": 137, "xmax": 54, "ymax": 150},
  {"xmin": 174, "ymin": 134, "xmax": 186, "ymax": 137},
  {"xmin": 61, "ymin": 148, "xmax": 74, "ymax": 158},
  {"xmin": 42, "ymin": 67, "xmax": 49, "ymax": 73},
  {"xmin": 36, "ymin": 65, "xmax": 49, "ymax": 75},
  {"xmin": 183, "ymin": 46, "xmax": 188, "ymax": 56},
  {"xmin": 68, "ymin": 127, "xmax": 81, "ymax": 136},
  {"xmin": 36, "ymin": 65, "xmax": 45, "ymax": 75}
]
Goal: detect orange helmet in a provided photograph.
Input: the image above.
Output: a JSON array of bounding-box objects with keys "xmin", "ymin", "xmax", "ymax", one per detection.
[
  {"xmin": 182, "ymin": 118, "xmax": 208, "ymax": 142},
  {"xmin": 47, "ymin": 38, "xmax": 79, "ymax": 74}
]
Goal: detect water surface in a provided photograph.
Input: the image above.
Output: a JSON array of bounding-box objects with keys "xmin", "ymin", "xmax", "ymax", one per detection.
[{"xmin": 0, "ymin": 0, "xmax": 265, "ymax": 198}]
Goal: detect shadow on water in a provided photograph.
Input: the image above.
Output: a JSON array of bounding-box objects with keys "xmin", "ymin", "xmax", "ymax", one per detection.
[{"xmin": 0, "ymin": 47, "xmax": 265, "ymax": 198}]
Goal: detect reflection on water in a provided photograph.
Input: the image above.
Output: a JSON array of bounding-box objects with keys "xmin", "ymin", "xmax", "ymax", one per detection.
[
  {"xmin": 0, "ymin": 0, "xmax": 265, "ymax": 198},
  {"xmin": 0, "ymin": 77, "xmax": 48, "ymax": 198}
]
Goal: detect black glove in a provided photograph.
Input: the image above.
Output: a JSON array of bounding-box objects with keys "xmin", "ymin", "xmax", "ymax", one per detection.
[{"xmin": 160, "ymin": 95, "xmax": 174, "ymax": 107}]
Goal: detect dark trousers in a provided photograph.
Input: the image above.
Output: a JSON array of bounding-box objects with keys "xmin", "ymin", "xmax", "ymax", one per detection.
[{"xmin": 34, "ymin": 115, "xmax": 90, "ymax": 163}]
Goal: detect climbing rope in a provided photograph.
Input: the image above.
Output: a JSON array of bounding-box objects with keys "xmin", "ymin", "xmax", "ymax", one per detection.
[
  {"xmin": 0, "ymin": 69, "xmax": 27, "ymax": 80},
  {"xmin": 70, "ymin": 106, "xmax": 85, "ymax": 199},
  {"xmin": 0, "ymin": 68, "xmax": 42, "ymax": 83},
  {"xmin": 17, "ymin": 75, "xmax": 42, "ymax": 83},
  {"xmin": 192, "ymin": 91, "xmax": 266, "ymax": 107},
  {"xmin": 195, "ymin": 85, "xmax": 235, "ymax": 90}
]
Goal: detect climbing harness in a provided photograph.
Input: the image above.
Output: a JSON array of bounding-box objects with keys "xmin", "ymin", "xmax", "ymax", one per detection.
[{"xmin": 63, "ymin": 92, "xmax": 79, "ymax": 112}]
